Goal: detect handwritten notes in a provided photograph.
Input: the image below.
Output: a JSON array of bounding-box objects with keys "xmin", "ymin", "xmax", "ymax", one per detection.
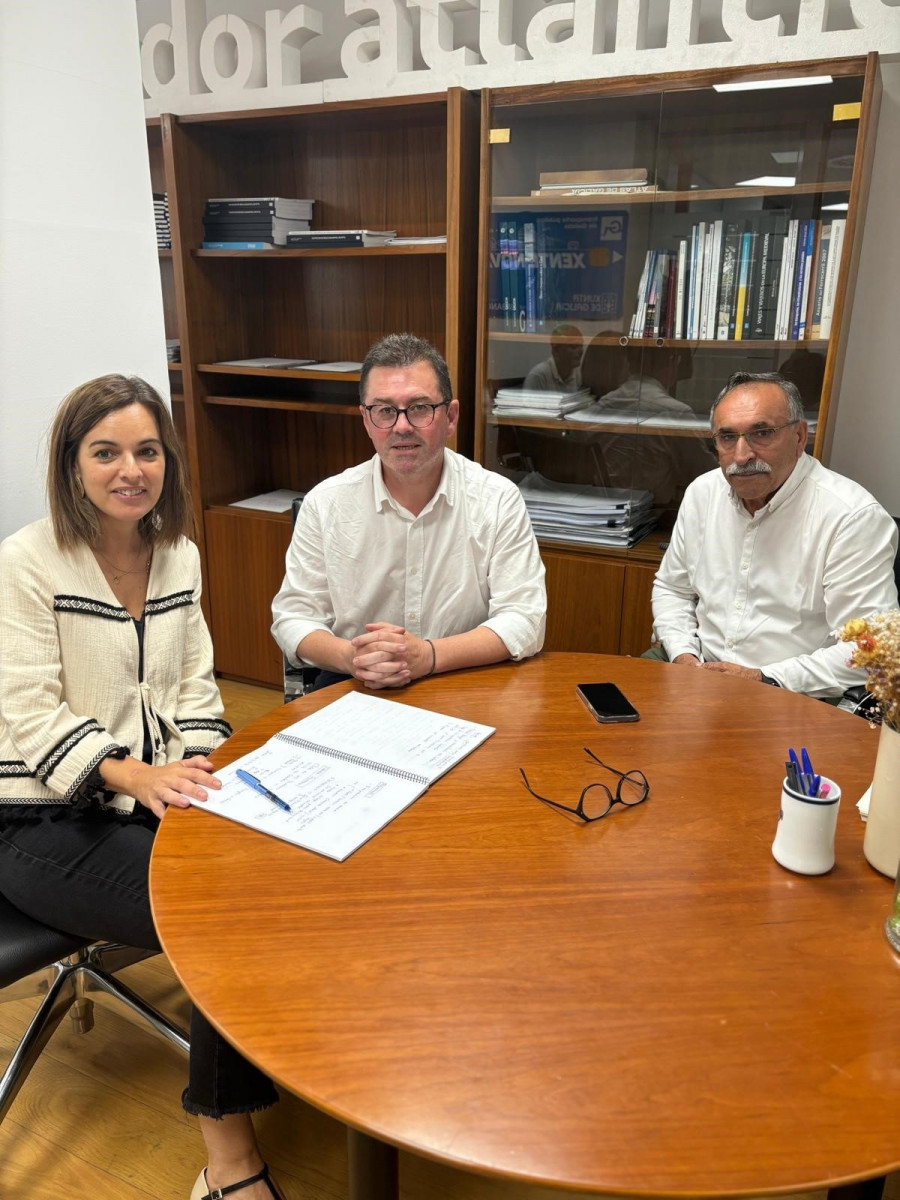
[{"xmin": 192, "ymin": 691, "xmax": 494, "ymax": 860}]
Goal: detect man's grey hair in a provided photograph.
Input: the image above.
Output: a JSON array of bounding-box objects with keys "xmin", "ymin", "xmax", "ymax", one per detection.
[
  {"xmin": 359, "ymin": 333, "xmax": 453, "ymax": 404},
  {"xmin": 710, "ymin": 371, "xmax": 805, "ymax": 424}
]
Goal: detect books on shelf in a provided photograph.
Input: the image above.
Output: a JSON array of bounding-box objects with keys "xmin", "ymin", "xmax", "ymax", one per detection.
[
  {"xmin": 190, "ymin": 691, "xmax": 495, "ymax": 861},
  {"xmin": 493, "ymin": 386, "xmax": 595, "ymax": 418},
  {"xmin": 489, "ymin": 211, "xmax": 629, "ymax": 331},
  {"xmin": 628, "ymin": 212, "xmax": 845, "ymax": 343},
  {"xmin": 229, "ymin": 489, "xmax": 306, "ymax": 513},
  {"xmin": 517, "ymin": 472, "xmax": 656, "ymax": 549},
  {"xmin": 215, "ymin": 357, "xmax": 317, "ymax": 369},
  {"xmin": 165, "ymin": 338, "xmax": 180, "ymax": 363},
  {"xmin": 205, "ymin": 197, "xmax": 315, "ymax": 220},
  {"xmin": 201, "ymin": 241, "xmax": 278, "ymax": 251},
  {"xmin": 385, "ymin": 234, "xmax": 447, "ymax": 245},
  {"xmin": 538, "ymin": 168, "xmax": 649, "ymax": 188},
  {"xmin": 285, "ymin": 229, "xmax": 396, "ymax": 248},
  {"xmin": 154, "ymin": 192, "xmax": 171, "ymax": 249},
  {"xmin": 203, "ymin": 199, "xmax": 314, "ymax": 246}
]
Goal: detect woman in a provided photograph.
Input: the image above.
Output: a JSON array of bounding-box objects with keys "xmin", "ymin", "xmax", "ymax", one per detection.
[{"xmin": 0, "ymin": 375, "xmax": 282, "ymax": 1200}]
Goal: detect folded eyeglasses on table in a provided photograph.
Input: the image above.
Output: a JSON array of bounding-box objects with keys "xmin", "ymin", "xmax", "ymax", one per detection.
[{"xmin": 520, "ymin": 748, "xmax": 649, "ymax": 823}]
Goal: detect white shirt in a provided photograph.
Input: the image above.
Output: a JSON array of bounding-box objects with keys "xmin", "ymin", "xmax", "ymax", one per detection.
[
  {"xmin": 272, "ymin": 449, "xmax": 546, "ymax": 666},
  {"xmin": 652, "ymin": 455, "xmax": 898, "ymax": 697},
  {"xmin": 523, "ymin": 357, "xmax": 583, "ymax": 393}
]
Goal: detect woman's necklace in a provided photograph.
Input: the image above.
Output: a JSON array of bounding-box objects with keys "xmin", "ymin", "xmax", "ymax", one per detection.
[{"xmin": 95, "ymin": 546, "xmax": 152, "ymax": 585}]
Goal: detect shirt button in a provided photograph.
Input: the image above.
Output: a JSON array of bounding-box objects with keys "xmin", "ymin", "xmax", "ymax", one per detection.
[
  {"xmin": 726, "ymin": 640, "xmax": 734, "ymax": 648},
  {"xmin": 410, "ymin": 568, "xmax": 418, "ymax": 576},
  {"xmin": 408, "ymin": 613, "xmax": 418, "ymax": 622}
]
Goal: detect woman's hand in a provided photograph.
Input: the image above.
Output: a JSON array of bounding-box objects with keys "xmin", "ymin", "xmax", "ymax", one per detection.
[{"xmin": 99, "ymin": 754, "xmax": 221, "ymax": 820}]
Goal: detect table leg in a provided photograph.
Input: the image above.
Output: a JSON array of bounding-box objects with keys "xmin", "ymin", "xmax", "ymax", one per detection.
[
  {"xmin": 827, "ymin": 1180, "xmax": 886, "ymax": 1200},
  {"xmin": 347, "ymin": 1126, "xmax": 398, "ymax": 1200}
]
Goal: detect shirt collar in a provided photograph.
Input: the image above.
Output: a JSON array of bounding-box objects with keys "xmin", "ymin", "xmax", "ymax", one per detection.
[
  {"xmin": 371, "ymin": 450, "xmax": 453, "ymax": 516},
  {"xmin": 725, "ymin": 453, "xmax": 812, "ymax": 518}
]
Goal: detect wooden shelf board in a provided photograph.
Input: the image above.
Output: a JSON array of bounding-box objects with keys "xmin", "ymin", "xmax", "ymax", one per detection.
[
  {"xmin": 538, "ymin": 532, "xmax": 667, "ymax": 565},
  {"xmin": 158, "ymin": 248, "xmax": 172, "ymax": 258},
  {"xmin": 200, "ymin": 361, "xmax": 360, "ymax": 381},
  {"xmin": 205, "ymin": 394, "xmax": 359, "ymax": 416},
  {"xmin": 493, "ymin": 181, "xmax": 852, "ymax": 208},
  {"xmin": 194, "ymin": 243, "xmax": 446, "ymax": 259},
  {"xmin": 488, "ymin": 331, "xmax": 828, "ymax": 351},
  {"xmin": 167, "ymin": 361, "xmax": 183, "ymax": 371},
  {"xmin": 488, "ymin": 413, "xmax": 712, "ymax": 439},
  {"xmin": 170, "ymin": 392, "xmax": 185, "ymax": 404}
]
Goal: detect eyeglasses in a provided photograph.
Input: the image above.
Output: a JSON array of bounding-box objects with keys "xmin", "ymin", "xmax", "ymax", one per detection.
[
  {"xmin": 519, "ymin": 748, "xmax": 649, "ymax": 823},
  {"xmin": 362, "ymin": 401, "xmax": 450, "ymax": 429},
  {"xmin": 711, "ymin": 420, "xmax": 799, "ymax": 452}
]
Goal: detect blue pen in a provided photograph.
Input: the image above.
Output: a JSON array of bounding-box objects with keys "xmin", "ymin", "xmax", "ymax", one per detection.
[
  {"xmin": 801, "ymin": 747, "xmax": 814, "ymax": 779},
  {"xmin": 236, "ymin": 768, "xmax": 292, "ymax": 813},
  {"xmin": 788, "ymin": 747, "xmax": 804, "ymax": 792}
]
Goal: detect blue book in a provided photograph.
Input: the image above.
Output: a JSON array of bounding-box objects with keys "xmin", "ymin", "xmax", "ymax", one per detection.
[
  {"xmin": 790, "ymin": 220, "xmax": 812, "ymax": 340},
  {"xmin": 538, "ymin": 210, "xmax": 629, "ymax": 323},
  {"xmin": 499, "ymin": 220, "xmax": 514, "ymax": 330},
  {"xmin": 201, "ymin": 240, "xmax": 275, "ymax": 250},
  {"xmin": 488, "ymin": 216, "xmax": 504, "ymax": 323},
  {"xmin": 523, "ymin": 220, "xmax": 538, "ymax": 333}
]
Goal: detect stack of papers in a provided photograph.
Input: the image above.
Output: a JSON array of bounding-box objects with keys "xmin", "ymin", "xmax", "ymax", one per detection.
[
  {"xmin": 518, "ymin": 471, "xmax": 656, "ymax": 548},
  {"xmin": 493, "ymin": 387, "xmax": 595, "ymax": 418},
  {"xmin": 230, "ymin": 489, "xmax": 305, "ymax": 513}
]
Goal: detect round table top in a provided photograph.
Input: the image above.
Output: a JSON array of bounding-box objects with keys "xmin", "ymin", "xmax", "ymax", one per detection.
[{"xmin": 150, "ymin": 653, "xmax": 900, "ymax": 1196}]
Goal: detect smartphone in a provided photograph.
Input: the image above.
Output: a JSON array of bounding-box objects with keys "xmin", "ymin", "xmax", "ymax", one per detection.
[{"xmin": 576, "ymin": 682, "xmax": 640, "ymax": 724}]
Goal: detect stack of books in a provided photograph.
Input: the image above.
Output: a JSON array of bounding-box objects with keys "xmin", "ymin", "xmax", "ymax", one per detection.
[
  {"xmin": 165, "ymin": 338, "xmax": 180, "ymax": 363},
  {"xmin": 154, "ymin": 193, "xmax": 171, "ymax": 249},
  {"xmin": 517, "ymin": 472, "xmax": 656, "ymax": 548},
  {"xmin": 285, "ymin": 229, "xmax": 396, "ymax": 249},
  {"xmin": 629, "ymin": 214, "xmax": 847, "ymax": 342},
  {"xmin": 532, "ymin": 168, "xmax": 654, "ymax": 198},
  {"xmin": 493, "ymin": 387, "xmax": 594, "ymax": 418},
  {"xmin": 202, "ymin": 197, "xmax": 315, "ymax": 249}
]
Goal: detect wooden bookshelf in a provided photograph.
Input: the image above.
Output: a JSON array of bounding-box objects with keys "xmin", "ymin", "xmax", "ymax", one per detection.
[
  {"xmin": 476, "ymin": 55, "xmax": 881, "ymax": 657},
  {"xmin": 147, "ymin": 89, "xmax": 480, "ymax": 686}
]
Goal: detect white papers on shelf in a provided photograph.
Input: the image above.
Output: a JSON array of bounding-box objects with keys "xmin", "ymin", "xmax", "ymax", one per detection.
[
  {"xmin": 215, "ymin": 357, "xmax": 317, "ymax": 368},
  {"xmin": 493, "ymin": 387, "xmax": 595, "ymax": 418},
  {"xmin": 301, "ymin": 361, "xmax": 363, "ymax": 372},
  {"xmin": 386, "ymin": 234, "xmax": 448, "ymax": 245},
  {"xmin": 518, "ymin": 471, "xmax": 656, "ymax": 548},
  {"xmin": 192, "ymin": 691, "xmax": 495, "ymax": 861},
  {"xmin": 230, "ymin": 489, "xmax": 305, "ymax": 513}
]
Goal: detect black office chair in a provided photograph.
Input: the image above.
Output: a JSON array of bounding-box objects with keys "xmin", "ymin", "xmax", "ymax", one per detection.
[
  {"xmin": 0, "ymin": 892, "xmax": 189, "ymax": 1123},
  {"xmin": 282, "ymin": 493, "xmax": 320, "ymax": 701}
]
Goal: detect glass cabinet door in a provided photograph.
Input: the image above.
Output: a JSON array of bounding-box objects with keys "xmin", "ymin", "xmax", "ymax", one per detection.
[{"xmin": 480, "ymin": 62, "xmax": 869, "ymax": 551}]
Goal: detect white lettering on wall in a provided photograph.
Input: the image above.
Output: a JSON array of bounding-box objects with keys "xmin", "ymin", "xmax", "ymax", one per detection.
[{"xmin": 141, "ymin": 0, "xmax": 900, "ymax": 114}]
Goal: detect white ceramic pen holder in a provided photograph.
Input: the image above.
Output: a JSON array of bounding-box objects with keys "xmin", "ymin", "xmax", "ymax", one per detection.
[{"xmin": 771, "ymin": 777, "xmax": 841, "ymax": 875}]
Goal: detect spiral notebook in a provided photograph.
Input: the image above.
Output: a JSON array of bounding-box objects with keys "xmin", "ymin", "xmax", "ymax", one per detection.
[{"xmin": 191, "ymin": 691, "xmax": 494, "ymax": 860}]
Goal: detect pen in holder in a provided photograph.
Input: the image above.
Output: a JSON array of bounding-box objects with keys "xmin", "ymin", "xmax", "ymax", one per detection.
[{"xmin": 772, "ymin": 776, "xmax": 841, "ymax": 875}]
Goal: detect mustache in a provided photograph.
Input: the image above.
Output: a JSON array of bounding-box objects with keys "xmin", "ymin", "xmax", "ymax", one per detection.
[{"xmin": 726, "ymin": 460, "xmax": 772, "ymax": 477}]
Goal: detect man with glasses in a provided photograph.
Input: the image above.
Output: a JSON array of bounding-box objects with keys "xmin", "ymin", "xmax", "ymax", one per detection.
[
  {"xmin": 272, "ymin": 334, "xmax": 546, "ymax": 690},
  {"xmin": 650, "ymin": 371, "xmax": 897, "ymax": 698}
]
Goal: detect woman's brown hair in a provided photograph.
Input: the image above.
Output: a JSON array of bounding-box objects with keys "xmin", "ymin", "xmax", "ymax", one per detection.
[{"xmin": 47, "ymin": 374, "xmax": 194, "ymax": 548}]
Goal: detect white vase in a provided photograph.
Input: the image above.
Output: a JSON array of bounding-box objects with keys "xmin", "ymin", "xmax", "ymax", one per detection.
[{"xmin": 864, "ymin": 721, "xmax": 900, "ymax": 878}]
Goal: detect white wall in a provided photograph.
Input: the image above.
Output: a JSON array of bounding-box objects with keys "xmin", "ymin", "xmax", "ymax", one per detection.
[
  {"xmin": 830, "ymin": 58, "xmax": 900, "ymax": 517},
  {"xmin": 0, "ymin": 0, "xmax": 168, "ymax": 539}
]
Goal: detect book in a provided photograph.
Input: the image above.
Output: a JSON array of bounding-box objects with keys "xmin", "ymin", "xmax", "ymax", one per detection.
[
  {"xmin": 190, "ymin": 691, "xmax": 495, "ymax": 861},
  {"xmin": 750, "ymin": 212, "xmax": 789, "ymax": 339},
  {"xmin": 740, "ymin": 228, "xmax": 760, "ymax": 340},
  {"xmin": 704, "ymin": 219, "xmax": 724, "ymax": 341},
  {"xmin": 500, "ymin": 219, "xmax": 515, "ymax": 329},
  {"xmin": 284, "ymin": 229, "xmax": 396, "ymax": 248},
  {"xmin": 536, "ymin": 210, "xmax": 629, "ymax": 324},
  {"xmin": 538, "ymin": 168, "xmax": 649, "ymax": 187},
  {"xmin": 716, "ymin": 223, "xmax": 741, "ymax": 340},
  {"xmin": 790, "ymin": 220, "xmax": 813, "ymax": 340},
  {"xmin": 229, "ymin": 488, "xmax": 306, "ymax": 513},
  {"xmin": 201, "ymin": 241, "xmax": 276, "ymax": 250},
  {"xmin": 674, "ymin": 237, "xmax": 688, "ymax": 340},
  {"xmin": 733, "ymin": 230, "xmax": 753, "ymax": 342},
  {"xmin": 215, "ymin": 358, "xmax": 317, "ymax": 368},
  {"xmin": 533, "ymin": 184, "xmax": 656, "ymax": 196},
  {"xmin": 775, "ymin": 220, "xmax": 800, "ymax": 340},
  {"xmin": 523, "ymin": 219, "xmax": 538, "ymax": 333},
  {"xmin": 205, "ymin": 197, "xmax": 315, "ymax": 220},
  {"xmin": 798, "ymin": 219, "xmax": 819, "ymax": 339},
  {"xmin": 629, "ymin": 250, "xmax": 653, "ymax": 338},
  {"xmin": 808, "ymin": 220, "xmax": 832, "ymax": 339},
  {"xmin": 819, "ymin": 218, "xmax": 846, "ymax": 339},
  {"xmin": 300, "ymin": 361, "xmax": 363, "ymax": 372}
]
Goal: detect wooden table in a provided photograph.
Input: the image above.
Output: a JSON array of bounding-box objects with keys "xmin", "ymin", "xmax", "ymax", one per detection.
[{"xmin": 150, "ymin": 653, "xmax": 900, "ymax": 1199}]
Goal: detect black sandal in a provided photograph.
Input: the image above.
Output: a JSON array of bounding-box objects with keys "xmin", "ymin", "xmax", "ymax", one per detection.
[{"xmin": 190, "ymin": 1163, "xmax": 283, "ymax": 1199}]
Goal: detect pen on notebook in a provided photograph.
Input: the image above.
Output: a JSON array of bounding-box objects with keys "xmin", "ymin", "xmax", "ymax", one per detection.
[{"xmin": 235, "ymin": 768, "xmax": 292, "ymax": 813}]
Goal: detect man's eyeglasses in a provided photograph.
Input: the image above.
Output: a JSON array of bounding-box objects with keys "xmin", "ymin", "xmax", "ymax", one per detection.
[
  {"xmin": 363, "ymin": 401, "xmax": 450, "ymax": 429},
  {"xmin": 520, "ymin": 748, "xmax": 649, "ymax": 823},
  {"xmin": 711, "ymin": 420, "xmax": 799, "ymax": 452}
]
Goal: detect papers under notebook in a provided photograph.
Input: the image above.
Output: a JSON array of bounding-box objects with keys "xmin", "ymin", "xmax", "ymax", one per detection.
[{"xmin": 191, "ymin": 691, "xmax": 494, "ymax": 860}]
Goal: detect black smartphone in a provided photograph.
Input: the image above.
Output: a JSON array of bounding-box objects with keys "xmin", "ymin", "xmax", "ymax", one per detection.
[{"xmin": 576, "ymin": 682, "xmax": 640, "ymax": 724}]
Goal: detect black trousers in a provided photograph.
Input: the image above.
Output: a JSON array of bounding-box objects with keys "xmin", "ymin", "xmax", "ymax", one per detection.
[{"xmin": 0, "ymin": 805, "xmax": 278, "ymax": 1118}]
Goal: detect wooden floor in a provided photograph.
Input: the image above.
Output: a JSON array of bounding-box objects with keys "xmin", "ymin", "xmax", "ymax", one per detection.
[{"xmin": 1, "ymin": 680, "xmax": 897, "ymax": 1199}]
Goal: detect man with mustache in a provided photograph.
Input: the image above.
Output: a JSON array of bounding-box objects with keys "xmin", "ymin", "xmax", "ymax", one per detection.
[
  {"xmin": 272, "ymin": 334, "xmax": 546, "ymax": 690},
  {"xmin": 650, "ymin": 371, "xmax": 897, "ymax": 698}
]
